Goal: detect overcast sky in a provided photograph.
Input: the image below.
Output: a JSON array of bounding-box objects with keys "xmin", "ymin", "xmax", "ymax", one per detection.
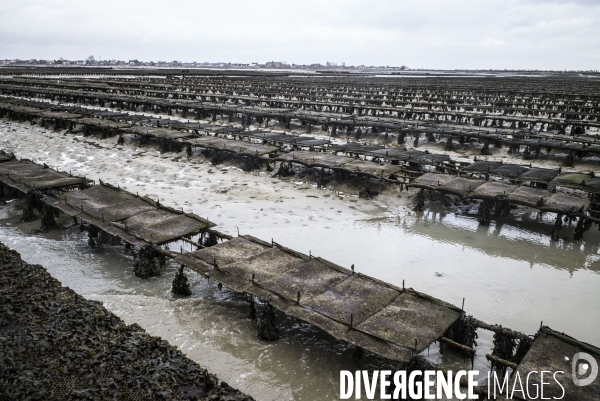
[{"xmin": 0, "ymin": 0, "xmax": 598, "ymax": 70}]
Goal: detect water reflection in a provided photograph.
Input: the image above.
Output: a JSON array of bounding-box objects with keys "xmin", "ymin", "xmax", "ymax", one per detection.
[{"xmin": 410, "ymin": 209, "xmax": 600, "ymax": 274}]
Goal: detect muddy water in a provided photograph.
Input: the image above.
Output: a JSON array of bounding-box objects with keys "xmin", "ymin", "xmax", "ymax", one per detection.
[{"xmin": 1, "ymin": 190, "xmax": 599, "ymax": 400}]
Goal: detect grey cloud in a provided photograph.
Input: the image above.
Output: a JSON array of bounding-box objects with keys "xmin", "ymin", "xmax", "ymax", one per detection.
[{"xmin": 0, "ymin": 0, "xmax": 598, "ymax": 69}]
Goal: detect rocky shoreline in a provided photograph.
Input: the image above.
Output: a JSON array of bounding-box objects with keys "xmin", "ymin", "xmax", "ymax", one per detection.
[{"xmin": 0, "ymin": 241, "xmax": 253, "ymax": 401}]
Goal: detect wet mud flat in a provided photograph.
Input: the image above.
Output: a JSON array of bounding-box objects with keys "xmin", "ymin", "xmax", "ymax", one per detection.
[{"xmin": 0, "ymin": 241, "xmax": 252, "ymax": 401}]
